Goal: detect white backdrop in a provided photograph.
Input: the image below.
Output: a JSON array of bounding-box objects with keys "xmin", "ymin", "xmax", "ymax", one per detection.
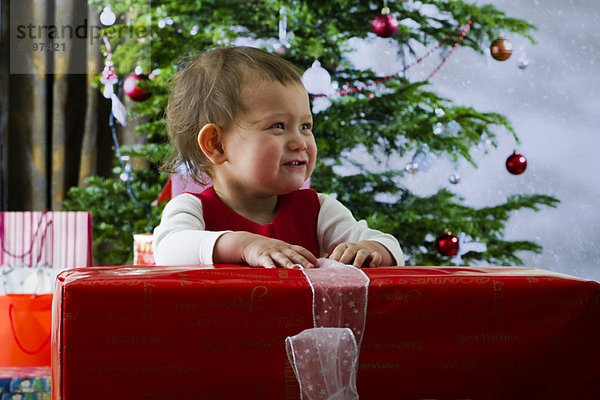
[{"xmin": 371, "ymin": 0, "xmax": 600, "ymax": 281}]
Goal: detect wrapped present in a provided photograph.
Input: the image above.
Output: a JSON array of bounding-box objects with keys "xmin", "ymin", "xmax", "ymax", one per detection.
[
  {"xmin": 0, "ymin": 367, "xmax": 51, "ymax": 399},
  {"xmin": 132, "ymin": 234, "xmax": 155, "ymax": 266},
  {"xmin": 1, "ymin": 392, "xmax": 50, "ymax": 400},
  {"xmin": 8, "ymin": 376, "xmax": 50, "ymax": 394},
  {"xmin": 52, "ymin": 264, "xmax": 600, "ymax": 399}
]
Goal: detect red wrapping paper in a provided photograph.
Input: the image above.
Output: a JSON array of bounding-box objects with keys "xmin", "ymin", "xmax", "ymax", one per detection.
[{"xmin": 52, "ymin": 266, "xmax": 600, "ymax": 399}]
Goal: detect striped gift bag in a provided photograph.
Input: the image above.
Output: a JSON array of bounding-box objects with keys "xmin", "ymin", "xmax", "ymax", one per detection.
[{"xmin": 0, "ymin": 212, "xmax": 92, "ymax": 269}]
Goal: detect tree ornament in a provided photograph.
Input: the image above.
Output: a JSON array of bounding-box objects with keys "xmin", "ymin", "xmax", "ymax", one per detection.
[
  {"xmin": 100, "ymin": 62, "xmax": 127, "ymax": 126},
  {"xmin": 100, "ymin": 36, "xmax": 127, "ymax": 126},
  {"xmin": 490, "ymin": 35, "xmax": 513, "ymax": 61},
  {"xmin": 518, "ymin": 58, "xmax": 529, "ymax": 70},
  {"xmin": 448, "ymin": 173, "xmax": 461, "ymax": 184},
  {"xmin": 437, "ymin": 232, "xmax": 460, "ymax": 256},
  {"xmin": 123, "ymin": 73, "xmax": 152, "ymax": 102},
  {"xmin": 409, "ymin": 150, "xmax": 434, "ymax": 173},
  {"xmin": 100, "ymin": 62, "xmax": 118, "ymax": 98},
  {"xmin": 517, "ymin": 45, "xmax": 529, "ymax": 69},
  {"xmin": 273, "ymin": 42, "xmax": 291, "ymax": 55},
  {"xmin": 99, "ymin": 5, "xmax": 116, "ymax": 26},
  {"xmin": 273, "ymin": 7, "xmax": 291, "ymax": 55},
  {"xmin": 302, "ymin": 60, "xmax": 332, "ymax": 95},
  {"xmin": 372, "ymin": 6, "xmax": 398, "ymax": 38},
  {"xmin": 404, "ymin": 162, "xmax": 419, "ymax": 174},
  {"xmin": 506, "ymin": 151, "xmax": 527, "ymax": 175},
  {"xmin": 478, "ymin": 133, "xmax": 493, "ymax": 151},
  {"xmin": 119, "ymin": 156, "xmax": 133, "ymax": 182},
  {"xmin": 433, "ymin": 122, "xmax": 446, "ymax": 135}
]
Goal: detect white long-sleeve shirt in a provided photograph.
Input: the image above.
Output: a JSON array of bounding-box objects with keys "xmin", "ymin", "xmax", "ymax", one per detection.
[{"xmin": 153, "ymin": 192, "xmax": 404, "ymax": 266}]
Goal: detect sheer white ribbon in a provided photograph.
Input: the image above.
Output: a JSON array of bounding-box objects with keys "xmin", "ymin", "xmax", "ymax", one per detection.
[{"xmin": 285, "ymin": 259, "xmax": 370, "ymax": 400}]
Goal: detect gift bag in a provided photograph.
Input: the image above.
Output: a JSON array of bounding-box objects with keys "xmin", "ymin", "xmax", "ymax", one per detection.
[
  {"xmin": 0, "ymin": 265, "xmax": 64, "ymax": 367},
  {"xmin": 133, "ymin": 234, "xmax": 155, "ymax": 266},
  {"xmin": 0, "ymin": 293, "xmax": 52, "ymax": 367},
  {"xmin": 0, "ymin": 211, "xmax": 92, "ymax": 269},
  {"xmin": 0, "ymin": 211, "xmax": 92, "ymax": 367}
]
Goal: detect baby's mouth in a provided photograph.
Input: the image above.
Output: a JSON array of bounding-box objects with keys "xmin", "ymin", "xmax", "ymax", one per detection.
[{"xmin": 284, "ymin": 161, "xmax": 307, "ymax": 166}]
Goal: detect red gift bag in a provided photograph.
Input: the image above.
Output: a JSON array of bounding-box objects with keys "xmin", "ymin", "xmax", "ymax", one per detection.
[{"xmin": 0, "ymin": 294, "xmax": 52, "ymax": 366}]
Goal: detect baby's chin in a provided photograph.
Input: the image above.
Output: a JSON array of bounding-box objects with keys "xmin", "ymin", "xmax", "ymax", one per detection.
[
  {"xmin": 287, "ymin": 177, "xmax": 311, "ymax": 192},
  {"xmin": 272, "ymin": 177, "xmax": 312, "ymax": 195},
  {"xmin": 300, "ymin": 177, "xmax": 312, "ymax": 190},
  {"xmin": 280, "ymin": 184, "xmax": 307, "ymax": 195}
]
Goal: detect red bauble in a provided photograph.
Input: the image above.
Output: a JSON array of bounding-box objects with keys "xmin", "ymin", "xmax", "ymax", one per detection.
[
  {"xmin": 123, "ymin": 73, "xmax": 152, "ymax": 102},
  {"xmin": 437, "ymin": 232, "xmax": 459, "ymax": 256},
  {"xmin": 490, "ymin": 36, "xmax": 513, "ymax": 61},
  {"xmin": 506, "ymin": 151, "xmax": 527, "ymax": 175},
  {"xmin": 372, "ymin": 12, "xmax": 398, "ymax": 38}
]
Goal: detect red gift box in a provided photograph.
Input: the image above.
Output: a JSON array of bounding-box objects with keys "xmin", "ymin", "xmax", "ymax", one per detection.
[{"xmin": 52, "ymin": 266, "xmax": 600, "ymax": 399}]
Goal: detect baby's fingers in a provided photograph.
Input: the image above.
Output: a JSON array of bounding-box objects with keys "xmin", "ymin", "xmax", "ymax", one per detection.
[
  {"xmin": 352, "ymin": 249, "xmax": 371, "ymax": 267},
  {"xmin": 330, "ymin": 243, "xmax": 383, "ymax": 267},
  {"xmin": 264, "ymin": 249, "xmax": 314, "ymax": 269},
  {"xmin": 258, "ymin": 254, "xmax": 277, "ymax": 269},
  {"xmin": 367, "ymin": 251, "xmax": 382, "ymax": 267},
  {"xmin": 265, "ymin": 251, "xmax": 294, "ymax": 269},
  {"xmin": 283, "ymin": 247, "xmax": 316, "ymax": 269},
  {"xmin": 353, "ymin": 250, "xmax": 383, "ymax": 267},
  {"xmin": 329, "ymin": 243, "xmax": 351, "ymax": 264}
]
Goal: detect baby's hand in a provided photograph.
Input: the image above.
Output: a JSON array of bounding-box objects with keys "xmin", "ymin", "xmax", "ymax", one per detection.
[
  {"xmin": 242, "ymin": 235, "xmax": 318, "ymax": 269},
  {"xmin": 329, "ymin": 240, "xmax": 391, "ymax": 268},
  {"xmin": 214, "ymin": 232, "xmax": 317, "ymax": 268}
]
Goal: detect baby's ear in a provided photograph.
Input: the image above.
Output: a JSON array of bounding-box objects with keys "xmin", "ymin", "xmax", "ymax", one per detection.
[{"xmin": 198, "ymin": 124, "xmax": 226, "ymax": 164}]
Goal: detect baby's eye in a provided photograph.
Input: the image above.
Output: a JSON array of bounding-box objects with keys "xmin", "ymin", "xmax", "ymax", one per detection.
[
  {"xmin": 300, "ymin": 123, "xmax": 313, "ymax": 131},
  {"xmin": 270, "ymin": 122, "xmax": 285, "ymax": 130}
]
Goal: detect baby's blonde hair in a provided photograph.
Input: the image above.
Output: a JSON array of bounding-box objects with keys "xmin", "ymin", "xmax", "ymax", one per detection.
[{"xmin": 164, "ymin": 46, "xmax": 304, "ymax": 182}]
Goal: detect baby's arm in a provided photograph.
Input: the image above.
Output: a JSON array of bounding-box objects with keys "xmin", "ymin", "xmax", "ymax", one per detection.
[
  {"xmin": 213, "ymin": 232, "xmax": 317, "ymax": 269},
  {"xmin": 317, "ymin": 193, "xmax": 404, "ymax": 267},
  {"xmin": 153, "ymin": 194, "xmax": 228, "ymax": 265}
]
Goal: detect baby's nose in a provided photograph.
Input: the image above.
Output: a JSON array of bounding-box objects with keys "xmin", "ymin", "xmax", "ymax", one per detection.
[{"xmin": 288, "ymin": 136, "xmax": 308, "ymax": 151}]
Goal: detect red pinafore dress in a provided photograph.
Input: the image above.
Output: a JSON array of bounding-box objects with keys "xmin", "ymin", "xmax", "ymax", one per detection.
[{"xmin": 192, "ymin": 187, "xmax": 321, "ymax": 258}]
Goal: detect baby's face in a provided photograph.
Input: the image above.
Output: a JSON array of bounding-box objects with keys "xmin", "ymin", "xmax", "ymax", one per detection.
[{"xmin": 218, "ymin": 77, "xmax": 317, "ymax": 197}]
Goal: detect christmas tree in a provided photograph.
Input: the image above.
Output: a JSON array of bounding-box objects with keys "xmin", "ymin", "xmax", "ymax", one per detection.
[{"xmin": 63, "ymin": 0, "xmax": 558, "ymax": 265}]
